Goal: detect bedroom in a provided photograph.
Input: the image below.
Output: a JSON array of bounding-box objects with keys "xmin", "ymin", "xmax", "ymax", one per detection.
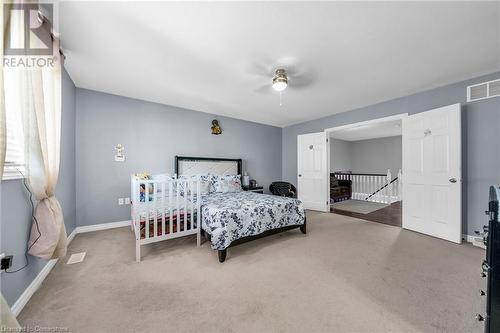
[{"xmin": 1, "ymin": 1, "xmax": 500, "ymax": 332}]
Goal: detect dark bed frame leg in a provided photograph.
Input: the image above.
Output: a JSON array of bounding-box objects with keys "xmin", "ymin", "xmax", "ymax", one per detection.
[
  {"xmin": 300, "ymin": 219, "xmax": 307, "ymax": 234},
  {"xmin": 218, "ymin": 249, "xmax": 227, "ymax": 263}
]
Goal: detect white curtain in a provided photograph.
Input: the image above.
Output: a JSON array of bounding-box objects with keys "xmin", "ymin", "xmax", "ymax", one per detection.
[
  {"xmin": 4, "ymin": 2, "xmax": 67, "ymax": 259},
  {"xmin": 0, "ymin": 2, "xmax": 7, "ymax": 173},
  {"xmin": 25, "ymin": 37, "xmax": 66, "ymax": 259}
]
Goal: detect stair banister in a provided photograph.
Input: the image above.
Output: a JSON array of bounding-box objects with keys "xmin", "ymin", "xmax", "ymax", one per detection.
[
  {"xmin": 398, "ymin": 169, "xmax": 403, "ymax": 201},
  {"xmin": 387, "ymin": 169, "xmax": 392, "ymax": 204}
]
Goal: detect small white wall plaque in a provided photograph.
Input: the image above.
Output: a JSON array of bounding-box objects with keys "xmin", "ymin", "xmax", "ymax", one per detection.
[{"xmin": 115, "ymin": 144, "xmax": 125, "ymax": 162}]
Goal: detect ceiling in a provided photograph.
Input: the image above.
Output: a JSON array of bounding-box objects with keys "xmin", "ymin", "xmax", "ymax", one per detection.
[
  {"xmin": 329, "ymin": 119, "xmax": 401, "ymax": 141},
  {"xmin": 59, "ymin": 1, "xmax": 500, "ymax": 127}
]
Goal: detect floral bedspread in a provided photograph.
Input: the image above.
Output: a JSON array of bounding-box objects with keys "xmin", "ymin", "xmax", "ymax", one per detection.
[{"xmin": 200, "ymin": 192, "xmax": 305, "ymax": 250}]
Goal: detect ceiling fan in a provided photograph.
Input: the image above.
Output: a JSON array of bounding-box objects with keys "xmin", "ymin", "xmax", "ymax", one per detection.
[
  {"xmin": 272, "ymin": 69, "xmax": 289, "ymax": 92},
  {"xmin": 249, "ymin": 58, "xmax": 314, "ymax": 106}
]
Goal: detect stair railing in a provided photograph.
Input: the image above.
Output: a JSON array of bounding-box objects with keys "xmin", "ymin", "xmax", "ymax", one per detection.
[{"xmin": 333, "ymin": 169, "xmax": 402, "ymax": 204}]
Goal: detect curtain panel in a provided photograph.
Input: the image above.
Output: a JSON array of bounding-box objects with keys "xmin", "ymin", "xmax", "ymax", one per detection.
[
  {"xmin": 25, "ymin": 37, "xmax": 67, "ymax": 259},
  {"xmin": 3, "ymin": 2, "xmax": 67, "ymax": 259},
  {"xmin": 0, "ymin": 2, "xmax": 8, "ymax": 173}
]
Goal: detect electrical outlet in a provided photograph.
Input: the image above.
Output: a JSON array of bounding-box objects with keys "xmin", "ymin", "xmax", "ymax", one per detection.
[
  {"xmin": 0, "ymin": 253, "xmax": 4, "ymax": 274},
  {"xmin": 118, "ymin": 198, "xmax": 124, "ymax": 205},
  {"xmin": 125, "ymin": 197, "xmax": 131, "ymax": 205},
  {"xmin": 1, "ymin": 255, "xmax": 13, "ymax": 271}
]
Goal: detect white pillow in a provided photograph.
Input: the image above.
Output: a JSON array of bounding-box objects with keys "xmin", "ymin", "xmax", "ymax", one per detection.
[
  {"xmin": 179, "ymin": 174, "xmax": 212, "ymax": 195},
  {"xmin": 212, "ymin": 175, "xmax": 242, "ymax": 193}
]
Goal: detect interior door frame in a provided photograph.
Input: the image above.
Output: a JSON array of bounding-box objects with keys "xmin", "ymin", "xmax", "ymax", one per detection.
[{"xmin": 324, "ymin": 113, "xmax": 409, "ymax": 212}]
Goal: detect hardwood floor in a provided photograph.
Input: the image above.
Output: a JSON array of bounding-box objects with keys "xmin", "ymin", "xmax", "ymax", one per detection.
[{"xmin": 332, "ymin": 201, "xmax": 402, "ymax": 227}]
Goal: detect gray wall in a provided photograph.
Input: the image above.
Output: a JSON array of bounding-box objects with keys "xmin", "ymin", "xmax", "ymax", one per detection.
[
  {"xmin": 350, "ymin": 136, "xmax": 402, "ymax": 175},
  {"xmin": 75, "ymin": 89, "xmax": 282, "ymax": 226},
  {"xmin": 330, "ymin": 139, "xmax": 352, "ymax": 172},
  {"xmin": 0, "ymin": 68, "xmax": 76, "ymax": 306},
  {"xmin": 283, "ymin": 72, "xmax": 500, "ymax": 235},
  {"xmin": 330, "ymin": 136, "xmax": 402, "ymax": 174}
]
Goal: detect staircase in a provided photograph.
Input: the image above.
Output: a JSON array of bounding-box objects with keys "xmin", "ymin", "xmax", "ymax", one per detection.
[{"xmin": 334, "ymin": 169, "xmax": 402, "ymax": 204}]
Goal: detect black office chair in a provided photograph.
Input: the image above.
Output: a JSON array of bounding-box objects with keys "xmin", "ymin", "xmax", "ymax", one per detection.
[{"xmin": 269, "ymin": 181, "xmax": 297, "ymax": 198}]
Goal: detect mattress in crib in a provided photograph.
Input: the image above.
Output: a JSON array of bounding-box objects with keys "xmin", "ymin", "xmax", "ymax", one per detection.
[
  {"xmin": 200, "ymin": 191, "xmax": 305, "ymax": 250},
  {"xmin": 139, "ymin": 212, "xmax": 197, "ymax": 239}
]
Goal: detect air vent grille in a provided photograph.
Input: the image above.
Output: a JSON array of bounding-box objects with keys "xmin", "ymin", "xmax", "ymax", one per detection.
[
  {"xmin": 467, "ymin": 79, "xmax": 500, "ymax": 102},
  {"xmin": 489, "ymin": 80, "xmax": 500, "ymax": 97},
  {"xmin": 470, "ymin": 84, "xmax": 488, "ymax": 100}
]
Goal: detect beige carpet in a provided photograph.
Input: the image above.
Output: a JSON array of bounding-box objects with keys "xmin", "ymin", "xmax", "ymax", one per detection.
[{"xmin": 18, "ymin": 212, "xmax": 485, "ymax": 333}]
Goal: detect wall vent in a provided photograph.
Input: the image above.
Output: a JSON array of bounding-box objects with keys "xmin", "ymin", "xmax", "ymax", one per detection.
[{"xmin": 467, "ymin": 79, "xmax": 500, "ymax": 102}]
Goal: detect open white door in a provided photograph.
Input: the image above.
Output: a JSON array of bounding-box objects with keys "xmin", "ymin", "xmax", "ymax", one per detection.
[
  {"xmin": 402, "ymin": 103, "xmax": 462, "ymax": 243},
  {"xmin": 297, "ymin": 132, "xmax": 329, "ymax": 211}
]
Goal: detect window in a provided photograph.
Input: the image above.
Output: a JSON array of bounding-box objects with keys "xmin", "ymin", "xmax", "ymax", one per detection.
[{"xmin": 3, "ymin": 68, "xmax": 25, "ymax": 180}]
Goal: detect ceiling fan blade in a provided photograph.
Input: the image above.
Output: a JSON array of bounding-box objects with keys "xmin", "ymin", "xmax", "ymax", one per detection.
[
  {"xmin": 254, "ymin": 84, "xmax": 272, "ymax": 94},
  {"xmin": 247, "ymin": 62, "xmax": 274, "ymax": 77},
  {"xmin": 288, "ymin": 73, "xmax": 314, "ymax": 89},
  {"xmin": 275, "ymin": 56, "xmax": 300, "ymax": 71}
]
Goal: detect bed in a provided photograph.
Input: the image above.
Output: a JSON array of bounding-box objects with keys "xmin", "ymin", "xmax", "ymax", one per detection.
[{"xmin": 175, "ymin": 156, "xmax": 306, "ymax": 262}]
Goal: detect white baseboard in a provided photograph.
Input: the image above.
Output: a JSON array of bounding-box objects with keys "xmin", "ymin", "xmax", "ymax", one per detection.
[
  {"xmin": 67, "ymin": 227, "xmax": 77, "ymax": 244},
  {"xmin": 75, "ymin": 220, "xmax": 131, "ymax": 234},
  {"xmin": 10, "ymin": 220, "xmax": 130, "ymax": 317},
  {"xmin": 11, "ymin": 228, "xmax": 77, "ymax": 317},
  {"xmin": 463, "ymin": 234, "xmax": 473, "ymax": 242},
  {"xmin": 463, "ymin": 234, "xmax": 486, "ymax": 249}
]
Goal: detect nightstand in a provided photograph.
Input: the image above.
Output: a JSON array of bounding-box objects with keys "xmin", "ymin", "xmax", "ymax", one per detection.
[{"xmin": 242, "ymin": 185, "xmax": 264, "ymax": 194}]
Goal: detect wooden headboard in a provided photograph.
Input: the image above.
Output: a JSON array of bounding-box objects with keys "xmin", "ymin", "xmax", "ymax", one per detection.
[{"xmin": 174, "ymin": 156, "xmax": 242, "ymax": 176}]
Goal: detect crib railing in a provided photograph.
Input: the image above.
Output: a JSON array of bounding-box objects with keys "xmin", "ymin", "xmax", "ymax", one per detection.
[
  {"xmin": 334, "ymin": 169, "xmax": 402, "ymax": 204},
  {"xmin": 130, "ymin": 174, "xmax": 201, "ymax": 261}
]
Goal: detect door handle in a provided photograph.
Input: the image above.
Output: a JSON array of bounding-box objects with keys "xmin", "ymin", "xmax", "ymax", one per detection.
[
  {"xmin": 449, "ymin": 178, "xmax": 457, "ymax": 183},
  {"xmin": 298, "ymin": 174, "xmax": 302, "ymax": 177}
]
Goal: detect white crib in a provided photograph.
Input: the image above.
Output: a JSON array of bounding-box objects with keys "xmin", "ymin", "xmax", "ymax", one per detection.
[{"xmin": 130, "ymin": 174, "xmax": 201, "ymax": 262}]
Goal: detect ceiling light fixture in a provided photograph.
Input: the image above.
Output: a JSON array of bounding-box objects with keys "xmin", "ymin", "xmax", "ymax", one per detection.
[{"xmin": 272, "ymin": 69, "xmax": 288, "ymax": 92}]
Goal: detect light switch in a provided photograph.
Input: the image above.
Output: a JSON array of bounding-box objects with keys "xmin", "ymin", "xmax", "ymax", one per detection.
[
  {"xmin": 118, "ymin": 198, "xmax": 124, "ymax": 205},
  {"xmin": 114, "ymin": 144, "xmax": 125, "ymax": 162},
  {"xmin": 125, "ymin": 197, "xmax": 131, "ymax": 205}
]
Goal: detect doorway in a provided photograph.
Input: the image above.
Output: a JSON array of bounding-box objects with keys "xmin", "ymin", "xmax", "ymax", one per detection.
[
  {"xmin": 297, "ymin": 104, "xmax": 462, "ymax": 243},
  {"xmin": 326, "ymin": 114, "xmax": 406, "ymax": 227}
]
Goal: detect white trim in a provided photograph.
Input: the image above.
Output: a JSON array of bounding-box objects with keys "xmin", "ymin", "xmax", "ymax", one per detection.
[
  {"xmin": 324, "ymin": 113, "xmax": 408, "ymax": 134},
  {"xmin": 11, "ymin": 228, "xmax": 77, "ymax": 317},
  {"xmin": 74, "ymin": 220, "xmax": 131, "ymax": 234},
  {"xmin": 67, "ymin": 228, "xmax": 77, "ymax": 244},
  {"xmin": 10, "ymin": 221, "xmax": 130, "ymax": 317},
  {"xmin": 463, "ymin": 234, "xmax": 486, "ymax": 249},
  {"xmin": 462, "ymin": 234, "xmax": 473, "ymax": 243},
  {"xmin": 11, "ymin": 259, "xmax": 58, "ymax": 317}
]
